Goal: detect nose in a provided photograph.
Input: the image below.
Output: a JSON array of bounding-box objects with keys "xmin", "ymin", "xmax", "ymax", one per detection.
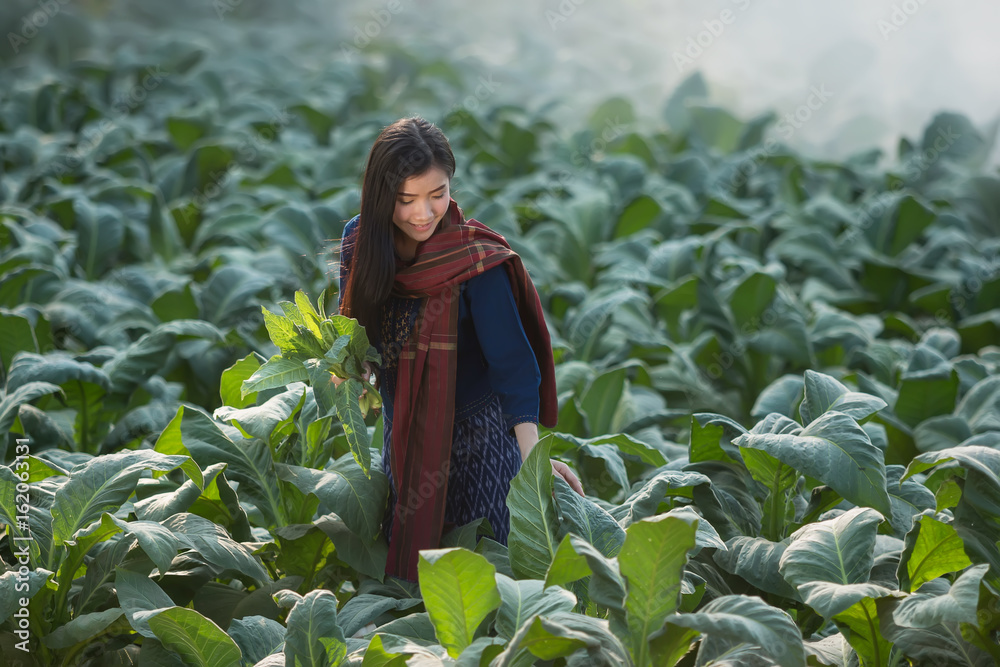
[{"xmin": 416, "ymin": 200, "xmax": 434, "ymax": 223}]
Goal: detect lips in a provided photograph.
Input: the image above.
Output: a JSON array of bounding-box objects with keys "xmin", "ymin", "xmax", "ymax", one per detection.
[{"xmin": 411, "ymin": 222, "xmax": 432, "ymax": 231}]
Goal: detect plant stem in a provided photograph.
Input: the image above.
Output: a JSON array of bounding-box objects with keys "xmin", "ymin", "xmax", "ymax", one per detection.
[
  {"xmin": 763, "ymin": 484, "xmax": 785, "ymax": 542},
  {"xmin": 51, "ymin": 548, "xmax": 81, "ymax": 629},
  {"xmin": 77, "ymin": 379, "xmax": 88, "ymax": 453}
]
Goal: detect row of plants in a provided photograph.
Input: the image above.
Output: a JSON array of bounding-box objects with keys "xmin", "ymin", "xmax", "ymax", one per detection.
[{"xmin": 5, "ymin": 288, "xmax": 998, "ymax": 665}]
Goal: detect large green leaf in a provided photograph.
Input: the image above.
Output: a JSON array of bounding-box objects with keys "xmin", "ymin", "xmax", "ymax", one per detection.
[
  {"xmin": 751, "ymin": 374, "xmax": 805, "ymax": 421},
  {"xmin": 647, "ymin": 622, "xmax": 700, "ymax": 667},
  {"xmin": 372, "ymin": 613, "xmax": 437, "ymax": 643},
  {"xmin": 688, "ymin": 461, "xmax": 763, "ymax": 540},
  {"xmin": 884, "ymin": 464, "xmax": 935, "ymax": 538},
  {"xmin": 284, "ymin": 590, "xmax": 347, "ymax": 667},
  {"xmin": 956, "ymin": 375, "xmax": 1000, "ymax": 434},
  {"xmin": 802, "ymin": 633, "xmax": 852, "ymax": 667},
  {"xmin": 494, "ymin": 611, "xmax": 631, "ymax": 667},
  {"xmin": 336, "ymin": 594, "xmax": 421, "ymax": 639},
  {"xmin": 544, "ymin": 533, "xmax": 627, "ymax": 635},
  {"xmin": 241, "ymin": 355, "xmax": 308, "ymax": 397},
  {"xmin": 494, "ymin": 574, "xmax": 576, "ymax": 641},
  {"xmin": 578, "ymin": 367, "xmax": 627, "ymax": 435},
  {"xmin": 199, "ymin": 265, "xmax": 272, "ymax": 328},
  {"xmin": 551, "ymin": 431, "xmax": 668, "ymax": 468},
  {"xmin": 895, "ymin": 365, "xmax": 959, "ymax": 429},
  {"xmin": 903, "ymin": 445, "xmax": 1000, "ymax": 589},
  {"xmin": 108, "ymin": 515, "xmax": 179, "ymax": 576},
  {"xmin": 102, "ymin": 319, "xmax": 225, "ymax": 393},
  {"xmin": 148, "ymin": 606, "xmax": 243, "ymax": 667},
  {"xmin": 904, "ymin": 445, "xmax": 1000, "ymax": 494},
  {"xmin": 893, "ymin": 563, "xmax": 987, "ymax": 628},
  {"xmin": 913, "ymin": 415, "xmax": 973, "ymax": 453},
  {"xmin": 228, "ymin": 615, "xmax": 286, "ymax": 666},
  {"xmin": 609, "ymin": 469, "xmax": 712, "ymax": 527},
  {"xmin": 132, "ymin": 462, "xmax": 227, "ymax": 523},
  {"xmin": 798, "ymin": 370, "xmax": 887, "ymax": 426},
  {"xmin": 872, "ymin": 194, "xmax": 937, "ymax": 257},
  {"xmin": 361, "ymin": 633, "xmax": 445, "ymax": 665},
  {"xmin": 275, "ymin": 452, "xmax": 387, "ymax": 539},
  {"xmin": 688, "ymin": 104, "xmax": 744, "ymax": 153},
  {"xmin": 552, "ymin": 475, "xmax": 625, "ymax": 557},
  {"xmin": 221, "ymin": 353, "xmax": 264, "ymax": 409},
  {"xmin": 660, "ymin": 506, "xmax": 725, "ymax": 556},
  {"xmin": 4, "ymin": 340, "xmax": 101, "ymax": 387},
  {"xmin": 214, "ymin": 384, "xmax": 305, "ymax": 441},
  {"xmin": 0, "ymin": 311, "xmax": 38, "ymax": 375},
  {"xmin": 734, "ymin": 410, "xmax": 892, "ymax": 516},
  {"xmin": 728, "ymin": 271, "xmax": 777, "ymax": 330},
  {"xmin": 779, "ymin": 507, "xmax": 890, "ymax": 618},
  {"xmin": 333, "ymin": 375, "xmax": 372, "ymax": 475},
  {"xmin": 897, "ymin": 511, "xmax": 973, "ymax": 593},
  {"xmin": 49, "ymin": 449, "xmax": 197, "ymax": 545},
  {"xmin": 576, "ymin": 442, "xmax": 630, "ymax": 499},
  {"xmin": 714, "ymin": 536, "xmax": 798, "ymax": 599},
  {"xmin": 116, "ymin": 567, "xmax": 176, "ymax": 638},
  {"xmin": 43, "ymin": 607, "xmax": 125, "ymax": 650},
  {"xmin": 0, "ymin": 380, "xmax": 62, "ymax": 437},
  {"xmin": 619, "ymin": 514, "xmax": 698, "ymax": 666},
  {"xmin": 62, "ymin": 512, "xmax": 123, "ymax": 582},
  {"xmin": 454, "ymin": 636, "xmax": 506, "ymax": 666},
  {"xmin": 880, "ymin": 616, "xmax": 994, "ymax": 667},
  {"xmin": 263, "ymin": 307, "xmax": 306, "ymax": 359},
  {"xmin": 507, "ymin": 434, "xmax": 559, "ymax": 579},
  {"xmin": 314, "ymin": 512, "xmax": 388, "ymax": 580},
  {"xmin": 739, "ymin": 441, "xmax": 798, "ymax": 542},
  {"xmin": 161, "ymin": 513, "xmax": 270, "ymax": 584},
  {"xmin": 834, "ymin": 596, "xmax": 897, "ymax": 667},
  {"xmin": 668, "ymin": 594, "xmax": 806, "ymax": 667},
  {"xmin": 0, "ymin": 568, "xmax": 52, "ymax": 624},
  {"xmin": 417, "ymin": 547, "xmax": 501, "ymax": 658},
  {"xmin": 155, "ymin": 406, "xmax": 284, "ymax": 527},
  {"xmin": 71, "ymin": 197, "xmax": 126, "ymax": 279},
  {"xmin": 663, "ymin": 71, "xmax": 709, "ymax": 132}
]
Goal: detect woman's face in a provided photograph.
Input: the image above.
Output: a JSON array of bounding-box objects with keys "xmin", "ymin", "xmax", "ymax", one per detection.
[{"xmin": 392, "ymin": 166, "xmax": 451, "ymax": 255}]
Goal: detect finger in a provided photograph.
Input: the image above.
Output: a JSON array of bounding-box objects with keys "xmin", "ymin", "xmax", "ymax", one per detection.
[
  {"xmin": 560, "ymin": 471, "xmax": 583, "ymax": 496},
  {"xmin": 550, "ymin": 463, "xmax": 581, "ymax": 495},
  {"xmin": 552, "ymin": 468, "xmax": 566, "ymax": 486}
]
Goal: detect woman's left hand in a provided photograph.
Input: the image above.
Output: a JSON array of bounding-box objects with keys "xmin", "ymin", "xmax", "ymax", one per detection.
[{"xmin": 551, "ymin": 459, "xmax": 584, "ymax": 496}]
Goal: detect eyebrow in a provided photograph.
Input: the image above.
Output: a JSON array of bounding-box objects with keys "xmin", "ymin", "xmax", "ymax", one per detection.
[{"xmin": 398, "ymin": 184, "xmax": 447, "ymax": 197}]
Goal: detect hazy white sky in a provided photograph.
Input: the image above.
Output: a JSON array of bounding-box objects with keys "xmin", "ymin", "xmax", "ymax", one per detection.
[{"xmin": 330, "ymin": 0, "xmax": 1000, "ymax": 165}]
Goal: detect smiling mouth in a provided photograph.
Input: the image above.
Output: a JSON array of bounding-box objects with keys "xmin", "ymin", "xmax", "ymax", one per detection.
[{"xmin": 412, "ymin": 222, "xmax": 432, "ymax": 231}]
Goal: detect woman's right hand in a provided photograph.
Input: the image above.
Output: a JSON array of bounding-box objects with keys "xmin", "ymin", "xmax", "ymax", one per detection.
[{"xmin": 331, "ymin": 361, "xmax": 374, "ymax": 395}]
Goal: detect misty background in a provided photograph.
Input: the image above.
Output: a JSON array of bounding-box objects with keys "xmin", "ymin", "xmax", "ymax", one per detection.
[
  {"xmin": 322, "ymin": 0, "xmax": 1000, "ymax": 166},
  {"xmin": 4, "ymin": 0, "xmax": 999, "ymax": 166}
]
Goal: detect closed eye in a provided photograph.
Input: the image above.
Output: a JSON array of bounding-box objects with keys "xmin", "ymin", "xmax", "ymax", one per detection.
[{"xmin": 399, "ymin": 194, "xmax": 445, "ymax": 204}]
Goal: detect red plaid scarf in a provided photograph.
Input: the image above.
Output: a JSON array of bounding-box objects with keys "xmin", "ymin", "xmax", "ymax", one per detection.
[{"xmin": 385, "ymin": 198, "xmax": 558, "ymax": 580}]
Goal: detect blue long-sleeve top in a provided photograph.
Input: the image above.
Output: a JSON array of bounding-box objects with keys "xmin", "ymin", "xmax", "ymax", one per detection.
[{"xmin": 337, "ymin": 214, "xmax": 540, "ymax": 434}]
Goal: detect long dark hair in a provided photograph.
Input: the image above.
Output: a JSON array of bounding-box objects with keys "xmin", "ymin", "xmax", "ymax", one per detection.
[{"xmin": 340, "ymin": 116, "xmax": 456, "ymax": 345}]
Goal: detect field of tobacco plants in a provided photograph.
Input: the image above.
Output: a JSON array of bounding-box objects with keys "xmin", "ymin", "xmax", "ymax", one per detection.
[{"xmin": 1, "ymin": 1, "xmax": 999, "ymax": 665}]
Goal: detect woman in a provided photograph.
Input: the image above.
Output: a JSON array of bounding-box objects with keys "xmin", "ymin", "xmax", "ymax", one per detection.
[{"xmin": 336, "ymin": 116, "xmax": 583, "ymax": 582}]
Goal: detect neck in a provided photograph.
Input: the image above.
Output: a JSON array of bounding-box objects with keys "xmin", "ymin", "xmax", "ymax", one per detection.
[{"xmin": 394, "ymin": 232, "xmax": 417, "ymax": 262}]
